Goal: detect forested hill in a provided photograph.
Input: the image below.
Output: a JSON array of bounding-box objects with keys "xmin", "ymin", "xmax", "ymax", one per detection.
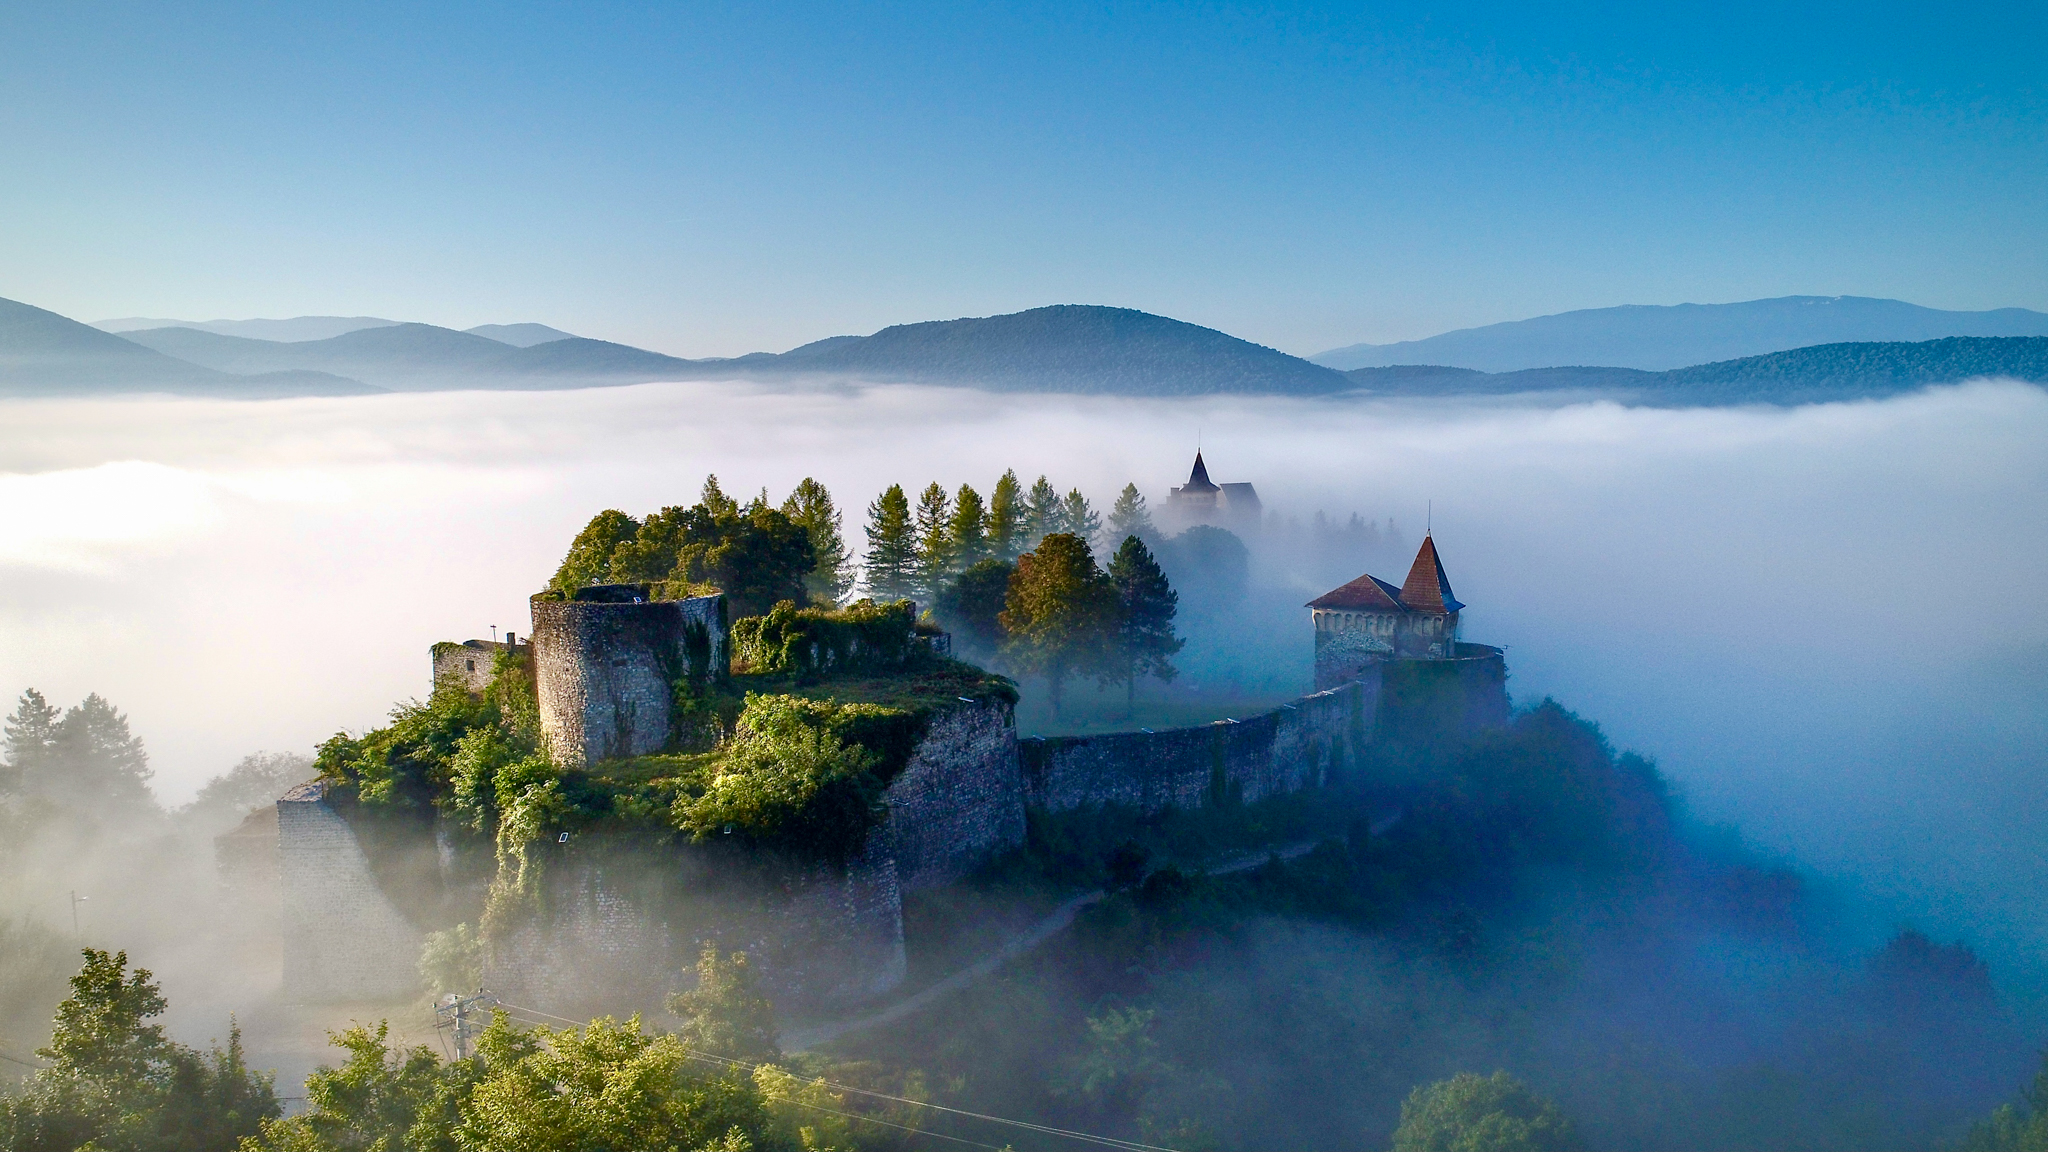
[
  {"xmin": 1345, "ymin": 336, "xmax": 2048, "ymax": 405},
  {"xmin": 755, "ymin": 304, "xmax": 1353, "ymax": 395}
]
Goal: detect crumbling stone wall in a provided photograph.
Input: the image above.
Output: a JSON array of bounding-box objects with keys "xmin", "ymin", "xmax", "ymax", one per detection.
[
  {"xmin": 432, "ymin": 638, "xmax": 518, "ymax": 693},
  {"xmin": 1020, "ymin": 678, "xmax": 1378, "ymax": 815},
  {"xmin": 881, "ymin": 701, "xmax": 1025, "ymax": 891},
  {"xmin": 483, "ymin": 840, "xmax": 905, "ymax": 1017},
  {"xmin": 277, "ymin": 780, "xmax": 422, "ymax": 1001},
  {"xmin": 531, "ymin": 594, "xmax": 727, "ymax": 767}
]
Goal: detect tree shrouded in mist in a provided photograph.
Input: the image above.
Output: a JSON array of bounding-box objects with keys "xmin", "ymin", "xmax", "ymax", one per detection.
[
  {"xmin": 0, "ymin": 949, "xmax": 279, "ymax": 1151},
  {"xmin": 1107, "ymin": 535, "xmax": 1182, "ymax": 713},
  {"xmin": 862, "ymin": 483, "xmax": 917, "ymax": 602},
  {"xmin": 934, "ymin": 558, "xmax": 1016, "ymax": 657},
  {"xmin": 1024, "ymin": 475, "xmax": 1061, "ymax": 551},
  {"xmin": 1107, "ymin": 483, "xmax": 1157, "ymax": 543},
  {"xmin": 667, "ymin": 945, "xmax": 781, "ymax": 1065},
  {"xmin": 1001, "ymin": 533, "xmax": 1116, "ymax": 717},
  {"xmin": 3, "ymin": 691, "xmax": 156, "ymax": 820},
  {"xmin": 781, "ymin": 476, "xmax": 854, "ymax": 603},
  {"xmin": 1059, "ymin": 488, "xmax": 1102, "ymax": 546},
  {"xmin": 1391, "ymin": 1071, "xmax": 1578, "ymax": 1152}
]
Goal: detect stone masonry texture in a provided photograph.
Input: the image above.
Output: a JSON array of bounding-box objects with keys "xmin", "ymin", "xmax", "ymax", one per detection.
[
  {"xmin": 277, "ymin": 780, "xmax": 422, "ymax": 1001},
  {"xmin": 532, "ymin": 595, "xmax": 727, "ymax": 767}
]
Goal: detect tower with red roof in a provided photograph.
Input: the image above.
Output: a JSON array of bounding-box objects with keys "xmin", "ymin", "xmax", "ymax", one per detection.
[{"xmin": 1307, "ymin": 534, "xmax": 1474, "ymax": 689}]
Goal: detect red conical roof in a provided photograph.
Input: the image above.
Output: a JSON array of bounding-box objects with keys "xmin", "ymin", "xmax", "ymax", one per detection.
[
  {"xmin": 1398, "ymin": 535, "xmax": 1463, "ymax": 614},
  {"xmin": 1306, "ymin": 572, "xmax": 1406, "ymax": 611}
]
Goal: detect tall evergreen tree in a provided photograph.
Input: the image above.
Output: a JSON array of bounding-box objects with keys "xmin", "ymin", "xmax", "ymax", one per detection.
[
  {"xmin": 780, "ymin": 478, "xmax": 853, "ymax": 603},
  {"xmin": 1024, "ymin": 475, "xmax": 1061, "ymax": 549},
  {"xmin": 949, "ymin": 484, "xmax": 990, "ymax": 571},
  {"xmin": 1000, "ymin": 533, "xmax": 1116, "ymax": 718},
  {"xmin": 1107, "ymin": 536, "xmax": 1184, "ymax": 715},
  {"xmin": 3, "ymin": 689, "xmax": 59, "ymax": 797},
  {"xmin": 862, "ymin": 485, "xmax": 918, "ymax": 602},
  {"xmin": 1061, "ymin": 489, "xmax": 1103, "ymax": 546},
  {"xmin": 988, "ymin": 470, "xmax": 1024, "ymax": 561},
  {"xmin": 698, "ymin": 474, "xmax": 739, "ymax": 519},
  {"xmin": 48, "ymin": 695, "xmax": 155, "ymax": 817},
  {"xmin": 912, "ymin": 482, "xmax": 954, "ymax": 601},
  {"xmin": 1107, "ymin": 483, "xmax": 1157, "ymax": 543}
]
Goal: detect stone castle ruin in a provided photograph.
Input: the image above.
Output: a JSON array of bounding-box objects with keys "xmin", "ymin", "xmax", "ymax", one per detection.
[{"xmin": 270, "ymin": 535, "xmax": 1508, "ymax": 1015}]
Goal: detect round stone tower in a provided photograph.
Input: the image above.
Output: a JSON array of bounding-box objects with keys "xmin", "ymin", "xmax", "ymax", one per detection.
[{"xmin": 530, "ymin": 585, "xmax": 727, "ymax": 767}]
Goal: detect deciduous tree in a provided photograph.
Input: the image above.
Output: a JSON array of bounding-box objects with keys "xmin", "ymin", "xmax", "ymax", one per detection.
[{"xmin": 1000, "ymin": 533, "xmax": 1116, "ymax": 717}]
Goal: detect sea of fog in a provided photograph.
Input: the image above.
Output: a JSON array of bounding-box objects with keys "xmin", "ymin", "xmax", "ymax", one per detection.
[{"xmin": 3, "ymin": 378, "xmax": 2045, "ymax": 992}]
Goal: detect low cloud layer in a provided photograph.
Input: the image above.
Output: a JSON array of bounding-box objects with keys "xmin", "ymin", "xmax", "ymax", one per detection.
[{"xmin": 2, "ymin": 377, "xmax": 2044, "ymax": 982}]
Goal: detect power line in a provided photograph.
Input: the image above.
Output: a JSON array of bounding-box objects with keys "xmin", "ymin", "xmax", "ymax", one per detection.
[
  {"xmin": 491, "ymin": 1000, "xmax": 1181, "ymax": 1152},
  {"xmin": 0, "ymin": 1046, "xmax": 47, "ymax": 1069}
]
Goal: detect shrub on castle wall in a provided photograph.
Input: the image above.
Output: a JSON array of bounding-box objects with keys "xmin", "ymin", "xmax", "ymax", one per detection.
[{"xmin": 730, "ymin": 598, "xmax": 930, "ymax": 679}]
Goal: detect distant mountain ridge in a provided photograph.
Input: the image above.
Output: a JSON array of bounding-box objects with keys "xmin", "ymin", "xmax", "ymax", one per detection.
[
  {"xmin": 1, "ymin": 297, "xmax": 378, "ymax": 398},
  {"xmin": 92, "ymin": 315, "xmax": 401, "ymax": 342},
  {"xmin": 1313, "ymin": 296, "xmax": 2048, "ymax": 372},
  {"xmin": 1343, "ymin": 337, "xmax": 2048, "ymax": 404},
  {"xmin": 8, "ymin": 294, "xmax": 2046, "ymax": 404}
]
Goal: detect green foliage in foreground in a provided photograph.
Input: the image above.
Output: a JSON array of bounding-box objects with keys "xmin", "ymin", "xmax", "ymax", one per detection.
[
  {"xmin": 1961, "ymin": 1053, "xmax": 2048, "ymax": 1152},
  {"xmin": 0, "ymin": 949, "xmax": 278, "ymax": 1152},
  {"xmin": 250, "ymin": 946, "xmax": 921, "ymax": 1152},
  {"xmin": 1391, "ymin": 1071, "xmax": 1578, "ymax": 1152},
  {"xmin": 731, "ymin": 600, "xmax": 932, "ymax": 680}
]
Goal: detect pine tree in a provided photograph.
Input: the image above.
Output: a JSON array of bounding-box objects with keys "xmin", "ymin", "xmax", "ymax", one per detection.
[
  {"xmin": 1061, "ymin": 489, "xmax": 1102, "ymax": 546},
  {"xmin": 1108, "ymin": 536, "xmax": 1184, "ymax": 715},
  {"xmin": 862, "ymin": 485, "xmax": 918, "ymax": 602},
  {"xmin": 1107, "ymin": 483, "xmax": 1156, "ymax": 543},
  {"xmin": 698, "ymin": 475, "xmax": 739, "ymax": 520},
  {"xmin": 950, "ymin": 484, "xmax": 989, "ymax": 571},
  {"xmin": 913, "ymin": 482, "xmax": 954, "ymax": 601},
  {"xmin": 988, "ymin": 470, "xmax": 1024, "ymax": 561},
  {"xmin": 780, "ymin": 478, "xmax": 853, "ymax": 603},
  {"xmin": 46, "ymin": 695, "xmax": 156, "ymax": 817},
  {"xmin": 3, "ymin": 688, "xmax": 59, "ymax": 797},
  {"xmin": 1000, "ymin": 533, "xmax": 1116, "ymax": 718},
  {"xmin": 1024, "ymin": 476, "xmax": 1061, "ymax": 549}
]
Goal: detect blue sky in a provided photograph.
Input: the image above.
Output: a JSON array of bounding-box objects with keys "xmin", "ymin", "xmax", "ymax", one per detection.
[{"xmin": 1, "ymin": 0, "xmax": 2041, "ymax": 356}]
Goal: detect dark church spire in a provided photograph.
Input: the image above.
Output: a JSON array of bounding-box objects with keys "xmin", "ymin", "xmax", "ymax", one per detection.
[{"xmin": 1183, "ymin": 450, "xmax": 1218, "ymax": 493}]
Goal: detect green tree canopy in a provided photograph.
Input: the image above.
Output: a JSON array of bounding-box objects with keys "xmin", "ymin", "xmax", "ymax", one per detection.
[
  {"xmin": 1106, "ymin": 535, "xmax": 1183, "ymax": 713},
  {"xmin": 673, "ymin": 694, "xmax": 888, "ymax": 860},
  {"xmin": 1000, "ymin": 533, "xmax": 1116, "ymax": 717},
  {"xmin": 667, "ymin": 945, "xmax": 781, "ymax": 1065},
  {"xmin": 547, "ymin": 508, "xmax": 641, "ymax": 593},
  {"xmin": 988, "ymin": 469, "xmax": 1024, "ymax": 561},
  {"xmin": 0, "ymin": 949, "xmax": 278, "ymax": 1152},
  {"xmin": 1391, "ymin": 1071, "xmax": 1578, "ymax": 1152},
  {"xmin": 863, "ymin": 484, "xmax": 917, "ymax": 603},
  {"xmin": 781, "ymin": 476, "xmax": 854, "ymax": 603},
  {"xmin": 934, "ymin": 559, "xmax": 1016, "ymax": 657},
  {"xmin": 1107, "ymin": 483, "xmax": 1157, "ymax": 543},
  {"xmin": 3, "ymin": 688, "xmax": 59, "ymax": 797},
  {"xmin": 1059, "ymin": 488, "xmax": 1102, "ymax": 544},
  {"xmin": 912, "ymin": 482, "xmax": 953, "ymax": 602},
  {"xmin": 949, "ymin": 483, "xmax": 989, "ymax": 571},
  {"xmin": 1024, "ymin": 475, "xmax": 1061, "ymax": 551}
]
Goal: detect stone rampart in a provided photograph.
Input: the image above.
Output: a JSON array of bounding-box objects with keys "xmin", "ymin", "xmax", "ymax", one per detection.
[
  {"xmin": 277, "ymin": 780, "xmax": 422, "ymax": 1001},
  {"xmin": 531, "ymin": 593, "xmax": 727, "ymax": 767},
  {"xmin": 432, "ymin": 639, "xmax": 518, "ymax": 693},
  {"xmin": 1019, "ymin": 677, "xmax": 1379, "ymax": 815},
  {"xmin": 880, "ymin": 701, "xmax": 1025, "ymax": 891},
  {"xmin": 483, "ymin": 840, "xmax": 905, "ymax": 1017},
  {"xmin": 1376, "ymin": 644, "xmax": 1510, "ymax": 745}
]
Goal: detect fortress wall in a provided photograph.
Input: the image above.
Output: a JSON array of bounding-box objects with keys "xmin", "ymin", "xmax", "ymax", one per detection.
[
  {"xmin": 1019, "ymin": 678, "xmax": 1377, "ymax": 815},
  {"xmin": 882, "ymin": 701, "xmax": 1026, "ymax": 891},
  {"xmin": 432, "ymin": 640, "xmax": 507, "ymax": 693},
  {"xmin": 531, "ymin": 595, "xmax": 727, "ymax": 767},
  {"xmin": 483, "ymin": 840, "xmax": 905, "ymax": 1016},
  {"xmin": 1376, "ymin": 646, "xmax": 1510, "ymax": 745},
  {"xmin": 277, "ymin": 781, "xmax": 422, "ymax": 1001}
]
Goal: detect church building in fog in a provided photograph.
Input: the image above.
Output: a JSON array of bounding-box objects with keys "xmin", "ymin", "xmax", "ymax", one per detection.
[{"xmin": 1167, "ymin": 450, "xmax": 1261, "ymax": 531}]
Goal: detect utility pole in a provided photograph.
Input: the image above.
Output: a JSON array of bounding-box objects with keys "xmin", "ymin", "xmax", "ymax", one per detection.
[
  {"xmin": 69, "ymin": 891, "xmax": 86, "ymax": 941},
  {"xmin": 435, "ymin": 990, "xmax": 495, "ymax": 1060}
]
